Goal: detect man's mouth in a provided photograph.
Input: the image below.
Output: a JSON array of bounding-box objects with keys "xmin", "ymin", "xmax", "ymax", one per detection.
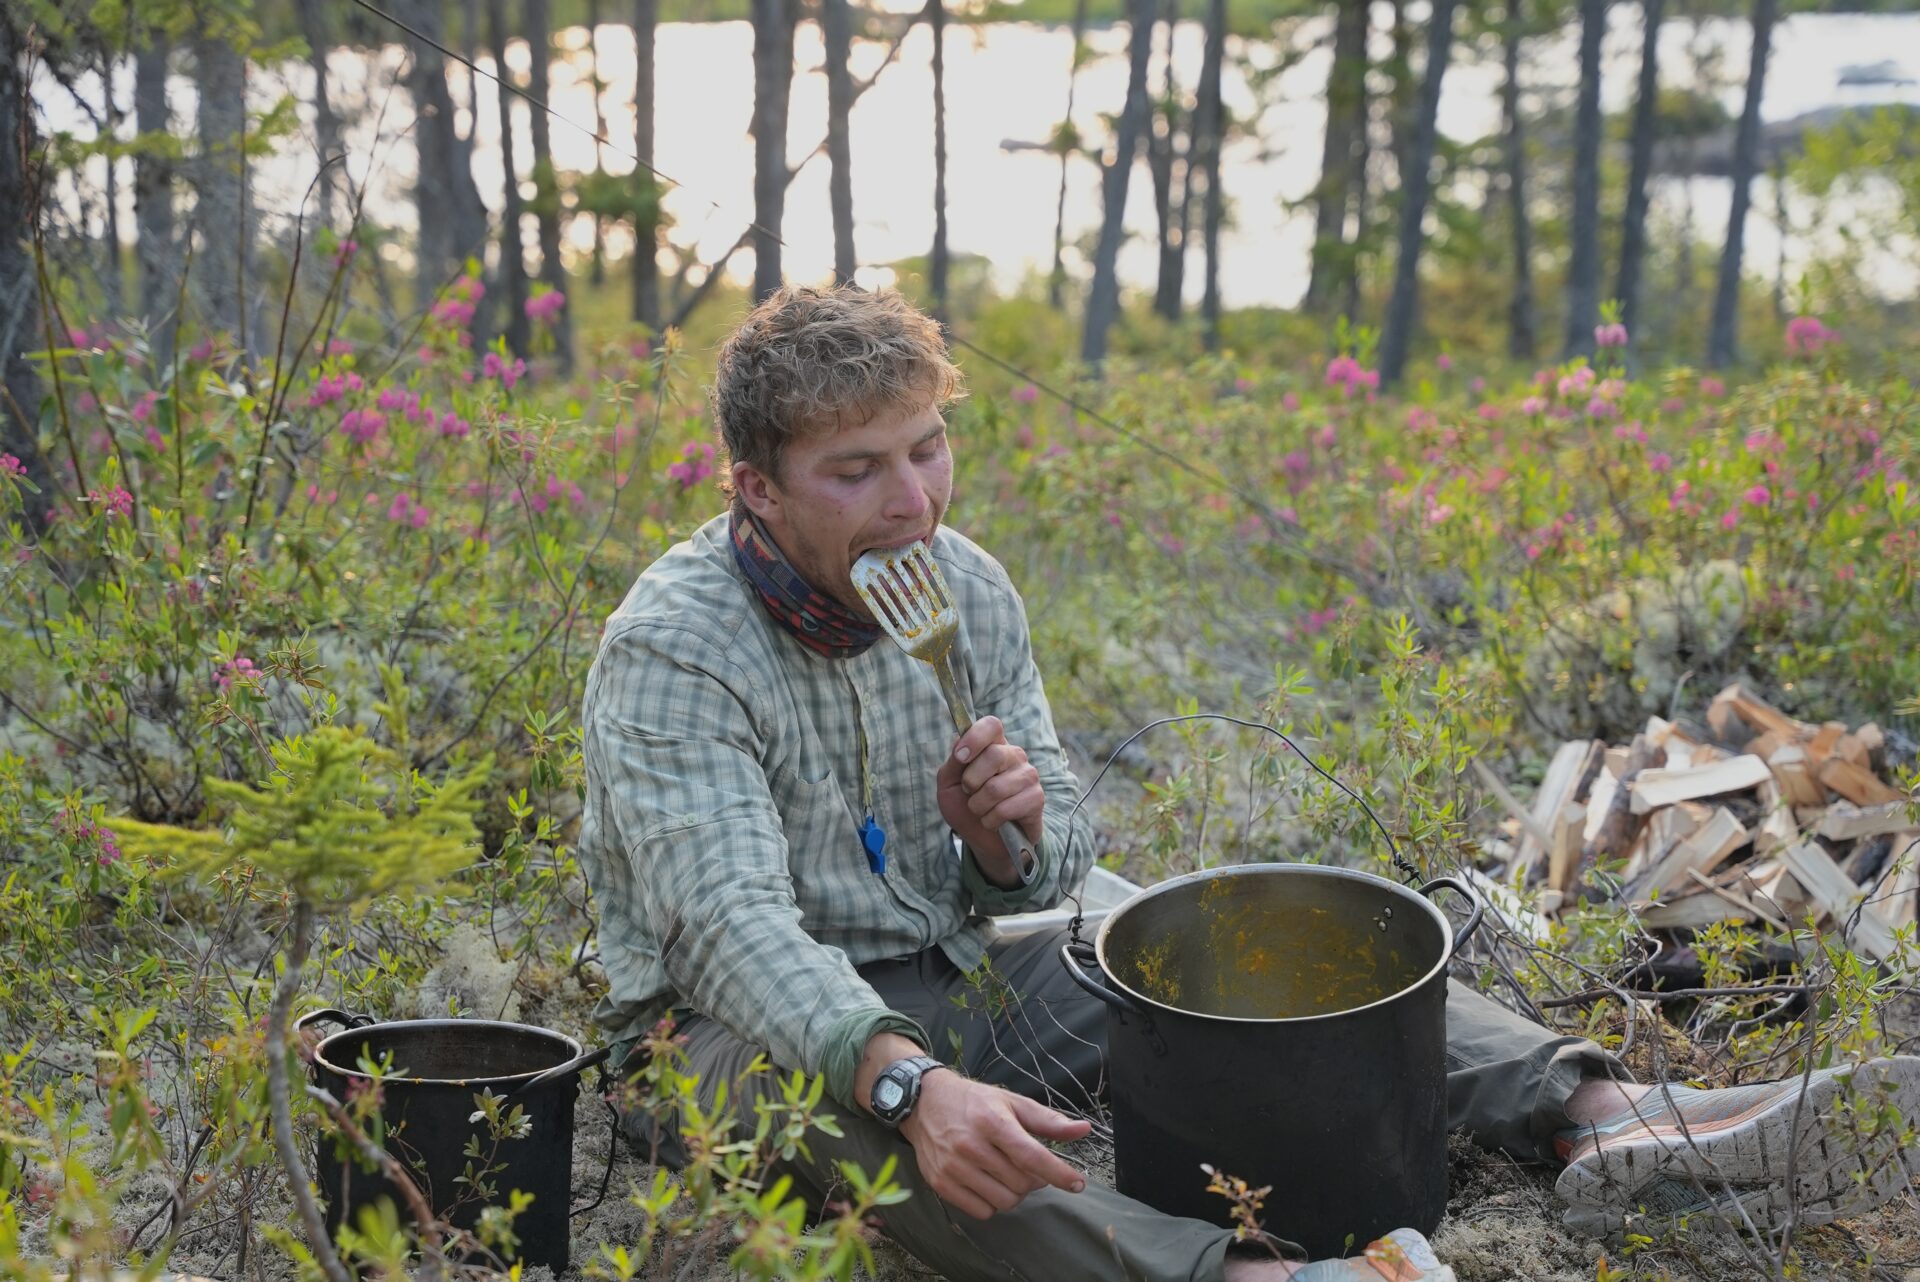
[{"xmin": 856, "ymin": 530, "xmax": 934, "ymax": 558}]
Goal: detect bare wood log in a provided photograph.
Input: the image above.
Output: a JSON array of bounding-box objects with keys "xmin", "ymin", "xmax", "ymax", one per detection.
[
  {"xmin": 1715, "ymin": 682, "xmax": 1811, "ymax": 741},
  {"xmin": 1630, "ymin": 754, "xmax": 1771, "ymax": 814},
  {"xmin": 1805, "ymin": 721, "xmax": 1847, "ymax": 770},
  {"xmin": 1585, "ymin": 732, "xmax": 1664, "ymax": 860},
  {"xmin": 1634, "ymin": 807, "xmax": 1748, "ymax": 901},
  {"xmin": 1767, "ymin": 743, "xmax": 1826, "ymax": 808},
  {"xmin": 1548, "ymin": 801, "xmax": 1587, "ymax": 893},
  {"xmin": 1856, "ymin": 722, "xmax": 1886, "ymax": 772},
  {"xmin": 1817, "ymin": 757, "xmax": 1903, "ymax": 807},
  {"xmin": 1816, "ymin": 801, "xmax": 1920, "ymax": 842},
  {"xmin": 1871, "ymin": 836, "xmax": 1918, "ymax": 931},
  {"xmin": 1508, "ymin": 740, "xmax": 1603, "ymax": 878},
  {"xmin": 1754, "ymin": 776, "xmax": 1799, "ymax": 855},
  {"xmin": 1780, "ymin": 842, "xmax": 1901, "ymax": 961},
  {"xmin": 1623, "ymin": 801, "xmax": 1708, "ymax": 883}
]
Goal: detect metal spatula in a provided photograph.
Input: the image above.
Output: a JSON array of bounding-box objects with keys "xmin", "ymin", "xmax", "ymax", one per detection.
[{"xmin": 851, "ymin": 541, "xmax": 1039, "ymax": 883}]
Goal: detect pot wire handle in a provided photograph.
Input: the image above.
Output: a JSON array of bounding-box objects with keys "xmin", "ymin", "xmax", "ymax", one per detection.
[
  {"xmin": 509, "ymin": 1043, "xmax": 613, "ymax": 1100},
  {"xmin": 1415, "ymin": 876, "xmax": 1486, "ymax": 955},
  {"xmin": 294, "ymin": 1008, "xmax": 374, "ymax": 1036},
  {"xmin": 1060, "ymin": 714, "xmax": 1426, "ymax": 949},
  {"xmin": 1059, "ymin": 941, "xmax": 1150, "ymax": 1017}
]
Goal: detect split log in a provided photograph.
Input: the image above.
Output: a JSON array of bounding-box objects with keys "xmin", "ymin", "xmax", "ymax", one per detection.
[
  {"xmin": 1779, "ymin": 842, "xmax": 1902, "ymax": 961},
  {"xmin": 1818, "ymin": 756, "xmax": 1903, "ymax": 807},
  {"xmin": 1815, "ymin": 800, "xmax": 1919, "ymax": 842},
  {"xmin": 1634, "ymin": 807, "xmax": 1749, "ymax": 901},
  {"xmin": 1584, "ymin": 733, "xmax": 1664, "ymax": 861},
  {"xmin": 1630, "ymin": 754, "xmax": 1771, "ymax": 814},
  {"xmin": 1805, "ymin": 721, "xmax": 1847, "ymax": 770},
  {"xmin": 1871, "ymin": 836, "xmax": 1918, "ymax": 930},
  {"xmin": 1753, "ymin": 777, "xmax": 1800, "ymax": 856},
  {"xmin": 1639, "ymin": 891, "xmax": 1756, "ymax": 930},
  {"xmin": 1714, "ymin": 682, "xmax": 1811, "ymax": 741},
  {"xmin": 1548, "ymin": 801, "xmax": 1587, "ymax": 893},
  {"xmin": 1509, "ymin": 740, "xmax": 1604, "ymax": 878},
  {"xmin": 1767, "ymin": 744, "xmax": 1826, "ymax": 808}
]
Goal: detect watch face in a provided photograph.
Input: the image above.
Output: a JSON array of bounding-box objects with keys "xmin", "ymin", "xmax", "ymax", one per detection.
[{"xmin": 875, "ymin": 1079, "xmax": 905, "ymax": 1112}]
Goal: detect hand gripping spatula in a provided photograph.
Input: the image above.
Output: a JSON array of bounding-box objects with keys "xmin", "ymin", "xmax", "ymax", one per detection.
[{"xmin": 851, "ymin": 541, "xmax": 1039, "ymax": 884}]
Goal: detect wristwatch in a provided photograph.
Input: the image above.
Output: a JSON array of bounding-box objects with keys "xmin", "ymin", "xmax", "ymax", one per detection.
[{"xmin": 869, "ymin": 1055, "xmax": 946, "ymax": 1128}]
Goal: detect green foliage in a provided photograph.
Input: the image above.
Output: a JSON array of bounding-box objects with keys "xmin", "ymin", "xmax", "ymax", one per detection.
[{"xmin": 113, "ymin": 727, "xmax": 489, "ymax": 910}]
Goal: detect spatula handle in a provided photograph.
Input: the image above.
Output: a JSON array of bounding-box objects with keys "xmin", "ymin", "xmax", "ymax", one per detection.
[{"xmin": 935, "ymin": 657, "xmax": 1039, "ymax": 887}]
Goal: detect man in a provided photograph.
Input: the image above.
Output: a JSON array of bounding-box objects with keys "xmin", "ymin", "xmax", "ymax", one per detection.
[{"xmin": 578, "ymin": 285, "xmax": 1920, "ymax": 1281}]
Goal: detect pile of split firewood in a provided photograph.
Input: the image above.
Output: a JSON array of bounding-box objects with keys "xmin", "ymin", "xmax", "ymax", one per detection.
[{"xmin": 1473, "ymin": 684, "xmax": 1918, "ymax": 960}]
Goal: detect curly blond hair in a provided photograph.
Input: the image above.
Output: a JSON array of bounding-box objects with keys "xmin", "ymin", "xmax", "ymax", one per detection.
[{"xmin": 710, "ymin": 285, "xmax": 965, "ymax": 484}]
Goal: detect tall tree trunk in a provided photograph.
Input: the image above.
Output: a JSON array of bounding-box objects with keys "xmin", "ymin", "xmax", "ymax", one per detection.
[
  {"xmin": 1196, "ymin": 0, "xmax": 1225, "ymax": 347},
  {"xmin": 1340, "ymin": 3, "xmax": 1373, "ymax": 325},
  {"xmin": 1562, "ymin": 0, "xmax": 1606, "ymax": 358},
  {"xmin": 751, "ymin": 0, "xmax": 795, "ymax": 302},
  {"xmin": 823, "ymin": 0, "xmax": 857, "ymax": 286},
  {"xmin": 489, "ymin": 0, "xmax": 532, "ymax": 357},
  {"xmin": 1500, "ymin": 0, "xmax": 1536, "ymax": 360},
  {"xmin": 1614, "ymin": 0, "xmax": 1662, "ymax": 343},
  {"xmin": 99, "ymin": 58, "xmax": 125, "ymax": 320},
  {"xmin": 1048, "ymin": 0, "xmax": 1092, "ymax": 310},
  {"xmin": 929, "ymin": 0, "xmax": 949, "ymax": 319},
  {"xmin": 134, "ymin": 33, "xmax": 176, "ymax": 358},
  {"xmin": 1707, "ymin": 0, "xmax": 1776, "ymax": 368},
  {"xmin": 0, "ymin": 13, "xmax": 55, "ymax": 530},
  {"xmin": 403, "ymin": 0, "xmax": 487, "ymax": 305},
  {"xmin": 1306, "ymin": 0, "xmax": 1368, "ymax": 312},
  {"xmin": 1772, "ymin": 158, "xmax": 1788, "ymax": 321},
  {"xmin": 1377, "ymin": 0, "xmax": 1459, "ymax": 387},
  {"xmin": 1149, "ymin": 0, "xmax": 1186, "ymax": 322},
  {"xmin": 633, "ymin": 0, "xmax": 661, "ymax": 324},
  {"xmin": 1080, "ymin": 0, "xmax": 1158, "ymax": 371},
  {"xmin": 296, "ymin": 2, "xmax": 341, "ymax": 236},
  {"xmin": 524, "ymin": 0, "xmax": 574, "ymax": 368},
  {"xmin": 587, "ymin": 0, "xmax": 607, "ymax": 287},
  {"xmin": 1387, "ymin": 0, "xmax": 1415, "ymax": 188},
  {"xmin": 192, "ymin": 31, "xmax": 249, "ymax": 349}
]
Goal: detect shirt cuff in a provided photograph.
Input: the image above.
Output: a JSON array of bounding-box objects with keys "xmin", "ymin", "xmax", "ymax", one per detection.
[
  {"xmin": 960, "ymin": 831, "xmax": 1052, "ymax": 915},
  {"xmin": 820, "ymin": 1007, "xmax": 931, "ymax": 1113}
]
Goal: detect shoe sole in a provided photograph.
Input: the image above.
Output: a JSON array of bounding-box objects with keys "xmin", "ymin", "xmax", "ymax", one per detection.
[{"xmin": 1556, "ymin": 1056, "xmax": 1920, "ymax": 1237}]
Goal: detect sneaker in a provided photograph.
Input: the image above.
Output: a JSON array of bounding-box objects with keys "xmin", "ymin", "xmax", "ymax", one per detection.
[
  {"xmin": 1556, "ymin": 1055, "xmax": 1920, "ymax": 1236},
  {"xmin": 1290, "ymin": 1228, "xmax": 1455, "ymax": 1281}
]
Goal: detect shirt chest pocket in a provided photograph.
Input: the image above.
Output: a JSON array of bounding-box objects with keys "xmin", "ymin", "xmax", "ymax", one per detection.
[{"xmin": 772, "ymin": 768, "xmax": 870, "ymax": 917}]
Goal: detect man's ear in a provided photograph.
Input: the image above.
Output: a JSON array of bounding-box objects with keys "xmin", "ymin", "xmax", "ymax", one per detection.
[{"xmin": 732, "ymin": 460, "xmax": 781, "ymax": 524}]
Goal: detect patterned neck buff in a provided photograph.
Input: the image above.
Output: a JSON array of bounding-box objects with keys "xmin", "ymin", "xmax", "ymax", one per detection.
[{"xmin": 729, "ymin": 504, "xmax": 883, "ymax": 659}]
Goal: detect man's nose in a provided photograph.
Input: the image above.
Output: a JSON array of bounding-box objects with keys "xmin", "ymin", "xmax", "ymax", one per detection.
[{"xmin": 882, "ymin": 460, "xmax": 931, "ymax": 521}]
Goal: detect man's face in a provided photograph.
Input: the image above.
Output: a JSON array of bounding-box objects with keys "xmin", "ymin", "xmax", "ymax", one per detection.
[{"xmin": 733, "ymin": 399, "xmax": 953, "ymax": 613}]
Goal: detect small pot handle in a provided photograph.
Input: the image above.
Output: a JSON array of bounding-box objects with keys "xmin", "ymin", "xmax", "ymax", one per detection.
[
  {"xmin": 1416, "ymin": 876, "xmax": 1486, "ymax": 955},
  {"xmin": 1059, "ymin": 941, "xmax": 1149, "ymax": 1017},
  {"xmin": 294, "ymin": 1008, "xmax": 374, "ymax": 1036},
  {"xmin": 507, "ymin": 1044, "xmax": 613, "ymax": 1099}
]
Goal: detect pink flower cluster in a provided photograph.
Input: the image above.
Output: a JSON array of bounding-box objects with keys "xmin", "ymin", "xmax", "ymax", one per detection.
[
  {"xmin": 483, "ymin": 352, "xmax": 528, "ymax": 390},
  {"xmin": 387, "ymin": 492, "xmax": 431, "ymax": 528},
  {"xmin": 667, "ymin": 440, "xmax": 717, "ymax": 490},
  {"xmin": 526, "ymin": 290, "xmax": 567, "ymax": 322},
  {"xmin": 1297, "ymin": 605, "xmax": 1341, "ymax": 637},
  {"xmin": 438, "ymin": 409, "xmax": 472, "ymax": 439},
  {"xmin": 432, "ymin": 275, "xmax": 486, "ymax": 328},
  {"xmin": 1325, "ymin": 355, "xmax": 1379, "ymax": 396},
  {"xmin": 1594, "ymin": 322, "xmax": 1629, "ymax": 348},
  {"xmin": 57, "ymin": 809, "xmax": 122, "ymax": 865},
  {"xmin": 333, "ymin": 239, "xmax": 360, "ymax": 267},
  {"xmin": 1012, "ymin": 384, "xmax": 1040, "ymax": 405},
  {"xmin": 91, "ymin": 486, "xmax": 134, "ymax": 519},
  {"xmin": 1784, "ymin": 315, "xmax": 1838, "ymax": 356},
  {"xmin": 307, "ymin": 371, "xmax": 365, "ymax": 408},
  {"xmin": 215, "ymin": 654, "xmax": 258, "ymax": 692},
  {"xmin": 340, "ymin": 408, "xmax": 386, "ymax": 443},
  {"xmin": 1, "ymin": 454, "xmax": 24, "ymax": 479}
]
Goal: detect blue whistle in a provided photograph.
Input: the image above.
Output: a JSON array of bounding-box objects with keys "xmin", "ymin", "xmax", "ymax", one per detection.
[{"xmin": 859, "ymin": 815, "xmax": 887, "ymax": 875}]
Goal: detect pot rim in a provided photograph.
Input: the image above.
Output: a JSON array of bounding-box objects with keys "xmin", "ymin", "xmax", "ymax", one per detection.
[
  {"xmin": 312, "ymin": 1017, "xmax": 586, "ymax": 1089},
  {"xmin": 1092, "ymin": 862, "xmax": 1453, "ymax": 1025}
]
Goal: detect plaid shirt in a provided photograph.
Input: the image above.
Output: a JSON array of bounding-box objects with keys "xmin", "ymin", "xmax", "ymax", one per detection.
[{"xmin": 578, "ymin": 513, "xmax": 1093, "ymax": 1108}]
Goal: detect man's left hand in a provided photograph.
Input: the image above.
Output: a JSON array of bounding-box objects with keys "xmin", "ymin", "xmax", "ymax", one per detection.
[{"xmin": 937, "ymin": 716, "xmax": 1044, "ymax": 879}]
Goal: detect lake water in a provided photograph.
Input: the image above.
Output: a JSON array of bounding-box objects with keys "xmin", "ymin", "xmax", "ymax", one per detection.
[{"xmin": 36, "ymin": 10, "xmax": 1920, "ymax": 309}]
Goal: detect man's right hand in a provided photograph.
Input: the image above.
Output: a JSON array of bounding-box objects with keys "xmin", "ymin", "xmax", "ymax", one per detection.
[{"xmin": 897, "ymin": 1069, "xmax": 1091, "ymax": 1219}]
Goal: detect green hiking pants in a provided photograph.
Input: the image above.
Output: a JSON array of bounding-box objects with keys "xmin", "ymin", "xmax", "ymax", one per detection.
[{"xmin": 618, "ymin": 924, "xmax": 1622, "ymax": 1282}]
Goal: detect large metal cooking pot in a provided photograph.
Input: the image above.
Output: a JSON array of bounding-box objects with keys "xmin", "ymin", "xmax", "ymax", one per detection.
[
  {"xmin": 299, "ymin": 1010, "xmax": 610, "ymax": 1272},
  {"xmin": 1061, "ymin": 863, "xmax": 1482, "ymax": 1258}
]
